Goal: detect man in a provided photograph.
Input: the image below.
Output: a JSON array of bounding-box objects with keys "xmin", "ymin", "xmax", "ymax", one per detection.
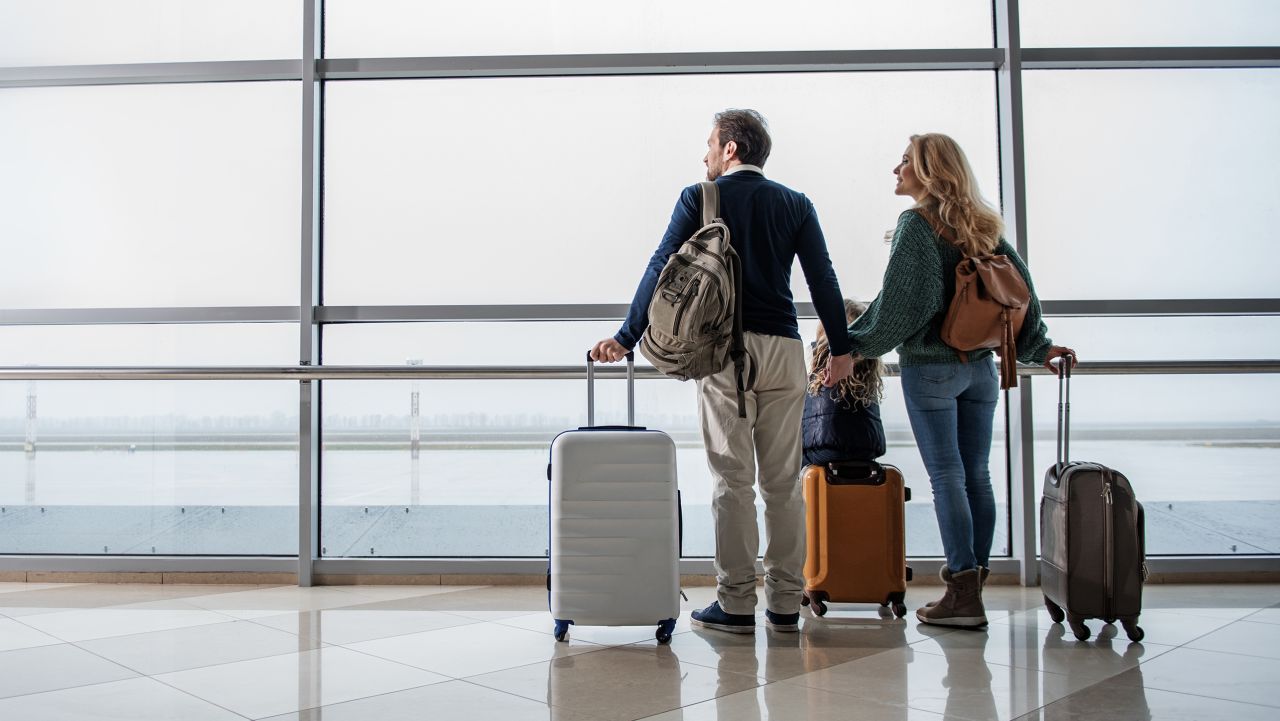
[{"xmin": 591, "ymin": 109, "xmax": 854, "ymax": 633}]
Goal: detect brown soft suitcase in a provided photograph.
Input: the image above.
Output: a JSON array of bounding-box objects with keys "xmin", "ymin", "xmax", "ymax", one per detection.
[
  {"xmin": 1040, "ymin": 358, "xmax": 1147, "ymax": 642},
  {"xmin": 801, "ymin": 460, "xmax": 911, "ymax": 618}
]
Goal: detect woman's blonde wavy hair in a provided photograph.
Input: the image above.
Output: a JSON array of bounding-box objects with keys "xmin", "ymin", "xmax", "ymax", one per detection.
[
  {"xmin": 807, "ymin": 299, "xmax": 883, "ymax": 408},
  {"xmin": 907, "ymin": 133, "xmax": 1004, "ymax": 257}
]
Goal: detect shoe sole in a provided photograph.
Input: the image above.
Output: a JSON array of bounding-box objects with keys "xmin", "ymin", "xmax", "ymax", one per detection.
[
  {"xmin": 915, "ymin": 610, "xmax": 988, "ymax": 627},
  {"xmin": 765, "ymin": 620, "xmax": 799, "ymax": 632},
  {"xmin": 691, "ymin": 617, "xmax": 755, "ymax": 634}
]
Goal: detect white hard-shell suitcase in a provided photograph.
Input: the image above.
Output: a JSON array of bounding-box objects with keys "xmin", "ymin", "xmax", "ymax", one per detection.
[{"xmin": 547, "ymin": 352, "xmax": 681, "ymax": 643}]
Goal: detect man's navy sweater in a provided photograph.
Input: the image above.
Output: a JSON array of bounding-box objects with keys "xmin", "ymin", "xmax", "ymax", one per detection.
[{"xmin": 615, "ymin": 170, "xmax": 853, "ymax": 357}]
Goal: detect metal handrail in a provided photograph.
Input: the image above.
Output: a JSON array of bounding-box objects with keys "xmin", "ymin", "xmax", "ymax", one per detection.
[{"xmin": 0, "ymin": 360, "xmax": 1276, "ymax": 381}]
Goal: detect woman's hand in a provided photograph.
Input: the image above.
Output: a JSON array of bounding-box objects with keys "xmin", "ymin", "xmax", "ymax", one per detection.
[{"xmin": 1043, "ymin": 345, "xmax": 1077, "ymax": 376}]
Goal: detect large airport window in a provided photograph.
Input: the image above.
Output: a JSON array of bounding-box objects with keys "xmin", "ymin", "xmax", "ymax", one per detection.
[
  {"xmin": 322, "ymin": 71, "xmax": 997, "ymax": 306},
  {"xmin": 1021, "ymin": 0, "xmax": 1280, "ymax": 48},
  {"xmin": 321, "ymin": 322, "xmax": 1008, "ymax": 558},
  {"xmin": 0, "ymin": 82, "xmax": 301, "ymax": 309},
  {"xmin": 1031, "ymin": 373, "xmax": 1280, "ymax": 556},
  {"xmin": 0, "ymin": 324, "xmax": 299, "ymax": 555},
  {"xmin": 1040, "ymin": 316, "xmax": 1280, "ymax": 362},
  {"xmin": 1021, "ymin": 69, "xmax": 1280, "ymax": 300},
  {"xmin": 0, "ymin": 0, "xmax": 301, "ymax": 67},
  {"xmin": 324, "ymin": 0, "xmax": 993, "ymax": 58}
]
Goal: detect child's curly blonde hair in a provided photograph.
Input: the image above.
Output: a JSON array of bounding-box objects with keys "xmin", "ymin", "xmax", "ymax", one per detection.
[{"xmin": 807, "ymin": 299, "xmax": 884, "ymax": 408}]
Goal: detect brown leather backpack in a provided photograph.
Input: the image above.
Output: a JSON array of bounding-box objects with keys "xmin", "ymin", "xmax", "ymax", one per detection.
[{"xmin": 915, "ymin": 209, "xmax": 1030, "ymax": 390}]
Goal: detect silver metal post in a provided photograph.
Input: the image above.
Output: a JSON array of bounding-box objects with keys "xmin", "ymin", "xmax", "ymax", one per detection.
[
  {"xmin": 298, "ymin": 0, "xmax": 323, "ymax": 587},
  {"xmin": 1063, "ymin": 361, "xmax": 1072, "ymax": 468},
  {"xmin": 995, "ymin": 0, "xmax": 1039, "ymax": 588},
  {"xmin": 626, "ymin": 353, "xmax": 635, "ymax": 426},
  {"xmin": 586, "ymin": 353, "xmax": 595, "ymax": 427}
]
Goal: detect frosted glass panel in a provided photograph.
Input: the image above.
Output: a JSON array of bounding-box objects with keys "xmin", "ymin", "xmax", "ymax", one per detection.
[
  {"xmin": 1022, "ymin": 0, "xmax": 1280, "ymax": 48},
  {"xmin": 324, "ymin": 72, "xmax": 997, "ymax": 305},
  {"xmin": 321, "ymin": 322, "xmax": 1005, "ymax": 558},
  {"xmin": 0, "ymin": 325, "xmax": 298, "ymax": 555},
  {"xmin": 0, "ymin": 324, "xmax": 295, "ymax": 366},
  {"xmin": 1041, "ymin": 316, "xmax": 1280, "ymax": 362},
  {"xmin": 1030, "ymin": 374, "xmax": 1280, "ymax": 556},
  {"xmin": 1023, "ymin": 70, "xmax": 1280, "ymax": 299},
  {"xmin": 0, "ymin": 0, "xmax": 301, "ymax": 66},
  {"xmin": 325, "ymin": 0, "xmax": 992, "ymax": 57},
  {"xmin": 0, "ymin": 83, "xmax": 301, "ymax": 308}
]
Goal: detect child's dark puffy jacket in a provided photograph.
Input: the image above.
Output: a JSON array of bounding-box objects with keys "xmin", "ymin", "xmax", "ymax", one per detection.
[{"xmin": 801, "ymin": 387, "xmax": 887, "ymax": 467}]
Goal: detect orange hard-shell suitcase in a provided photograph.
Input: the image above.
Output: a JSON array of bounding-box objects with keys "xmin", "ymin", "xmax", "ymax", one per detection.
[{"xmin": 801, "ymin": 460, "xmax": 911, "ymax": 617}]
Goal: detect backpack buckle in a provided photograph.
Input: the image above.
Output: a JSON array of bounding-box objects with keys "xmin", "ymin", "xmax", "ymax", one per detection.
[{"xmin": 660, "ymin": 270, "xmax": 695, "ymax": 303}]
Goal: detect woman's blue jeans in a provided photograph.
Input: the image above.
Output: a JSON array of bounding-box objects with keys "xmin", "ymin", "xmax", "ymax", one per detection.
[{"xmin": 901, "ymin": 357, "xmax": 999, "ymax": 573}]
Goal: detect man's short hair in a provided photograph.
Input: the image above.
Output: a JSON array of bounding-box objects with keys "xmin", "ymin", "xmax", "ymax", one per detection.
[{"xmin": 713, "ymin": 109, "xmax": 772, "ymax": 167}]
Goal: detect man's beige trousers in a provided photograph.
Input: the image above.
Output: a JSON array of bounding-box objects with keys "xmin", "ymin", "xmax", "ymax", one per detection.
[{"xmin": 697, "ymin": 332, "xmax": 807, "ymax": 615}]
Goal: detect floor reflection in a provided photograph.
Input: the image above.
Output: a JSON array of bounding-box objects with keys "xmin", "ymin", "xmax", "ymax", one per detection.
[{"xmin": 2, "ymin": 583, "xmax": 1273, "ymax": 721}]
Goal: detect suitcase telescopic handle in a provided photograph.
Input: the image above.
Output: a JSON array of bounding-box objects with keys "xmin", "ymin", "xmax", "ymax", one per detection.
[
  {"xmin": 826, "ymin": 460, "xmax": 886, "ymax": 486},
  {"xmin": 585, "ymin": 350, "xmax": 635, "ymax": 427},
  {"xmin": 1054, "ymin": 353, "xmax": 1074, "ymax": 478}
]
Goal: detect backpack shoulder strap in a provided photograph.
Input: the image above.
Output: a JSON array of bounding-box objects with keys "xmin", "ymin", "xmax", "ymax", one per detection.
[
  {"xmin": 697, "ymin": 180, "xmax": 752, "ymax": 417},
  {"xmin": 915, "ymin": 208, "xmax": 969, "ymax": 363},
  {"xmin": 699, "ymin": 181, "xmax": 720, "ymax": 226}
]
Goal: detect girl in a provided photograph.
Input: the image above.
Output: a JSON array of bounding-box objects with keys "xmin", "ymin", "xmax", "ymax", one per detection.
[{"xmin": 802, "ymin": 298, "xmax": 886, "ymax": 467}]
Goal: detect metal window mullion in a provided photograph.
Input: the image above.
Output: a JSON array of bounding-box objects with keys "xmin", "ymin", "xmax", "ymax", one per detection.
[
  {"xmin": 994, "ymin": 0, "xmax": 1039, "ymax": 588},
  {"xmin": 1039, "ymin": 299, "xmax": 1280, "ymax": 317},
  {"xmin": 1021, "ymin": 46, "xmax": 1280, "ymax": 70},
  {"xmin": 318, "ymin": 49, "xmax": 1003, "ymax": 80},
  {"xmin": 2, "ymin": 360, "xmax": 1279, "ymax": 381},
  {"xmin": 315, "ymin": 304, "xmax": 632, "ymax": 323},
  {"xmin": 0, "ymin": 307, "xmax": 300, "ymax": 326},
  {"xmin": 0, "ymin": 60, "xmax": 302, "ymax": 89},
  {"xmin": 298, "ymin": 0, "xmax": 323, "ymax": 588},
  {"xmin": 3, "ymin": 299, "xmax": 1276, "ymax": 327}
]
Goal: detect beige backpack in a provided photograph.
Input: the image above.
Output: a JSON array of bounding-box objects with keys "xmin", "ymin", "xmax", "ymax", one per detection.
[{"xmin": 639, "ymin": 182, "xmax": 752, "ymax": 417}]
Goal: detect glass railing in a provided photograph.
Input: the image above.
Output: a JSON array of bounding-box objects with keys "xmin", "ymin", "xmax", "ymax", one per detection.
[{"xmin": 2, "ymin": 360, "xmax": 1274, "ymax": 561}]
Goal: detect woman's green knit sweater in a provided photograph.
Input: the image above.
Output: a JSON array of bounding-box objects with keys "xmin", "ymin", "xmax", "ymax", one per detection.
[{"xmin": 847, "ymin": 210, "xmax": 1053, "ymax": 367}]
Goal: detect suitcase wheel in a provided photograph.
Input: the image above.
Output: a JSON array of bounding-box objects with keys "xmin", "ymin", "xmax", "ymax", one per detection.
[
  {"xmin": 1122, "ymin": 619, "xmax": 1145, "ymax": 643},
  {"xmin": 804, "ymin": 591, "xmax": 829, "ymax": 617},
  {"xmin": 656, "ymin": 618, "xmax": 676, "ymax": 644},
  {"xmin": 553, "ymin": 620, "xmax": 571, "ymax": 642},
  {"xmin": 887, "ymin": 592, "xmax": 907, "ymax": 619},
  {"xmin": 1044, "ymin": 596, "xmax": 1065, "ymax": 624},
  {"xmin": 1066, "ymin": 614, "xmax": 1091, "ymax": 641}
]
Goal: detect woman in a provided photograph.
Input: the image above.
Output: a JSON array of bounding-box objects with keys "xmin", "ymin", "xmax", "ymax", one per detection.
[
  {"xmin": 803, "ymin": 298, "xmax": 886, "ymax": 467},
  {"xmin": 847, "ymin": 133, "xmax": 1074, "ymax": 628}
]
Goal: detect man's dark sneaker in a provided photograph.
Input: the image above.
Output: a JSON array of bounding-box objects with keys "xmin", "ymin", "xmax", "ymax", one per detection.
[
  {"xmin": 765, "ymin": 609, "xmax": 800, "ymax": 632},
  {"xmin": 690, "ymin": 601, "xmax": 755, "ymax": 634}
]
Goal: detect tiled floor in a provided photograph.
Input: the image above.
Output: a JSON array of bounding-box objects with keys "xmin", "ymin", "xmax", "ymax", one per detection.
[{"xmin": 0, "ymin": 581, "xmax": 1276, "ymax": 720}]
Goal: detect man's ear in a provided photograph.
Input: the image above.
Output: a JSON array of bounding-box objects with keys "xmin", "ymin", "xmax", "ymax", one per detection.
[{"xmin": 722, "ymin": 140, "xmax": 738, "ymax": 161}]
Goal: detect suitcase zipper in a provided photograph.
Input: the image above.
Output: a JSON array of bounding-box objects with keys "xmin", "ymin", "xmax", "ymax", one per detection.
[{"xmin": 1101, "ymin": 476, "xmax": 1114, "ymax": 619}]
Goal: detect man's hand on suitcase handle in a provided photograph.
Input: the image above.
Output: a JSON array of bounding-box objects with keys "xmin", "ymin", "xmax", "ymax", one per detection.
[
  {"xmin": 591, "ymin": 338, "xmax": 630, "ymax": 363},
  {"xmin": 1044, "ymin": 345, "xmax": 1078, "ymax": 376}
]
